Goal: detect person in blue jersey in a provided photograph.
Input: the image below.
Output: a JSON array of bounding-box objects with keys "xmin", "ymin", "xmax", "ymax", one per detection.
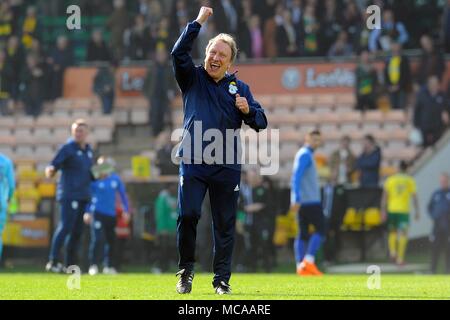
[
  {"xmin": 45, "ymin": 119, "xmax": 94, "ymax": 273},
  {"xmin": 290, "ymin": 130, "xmax": 325, "ymax": 276},
  {"xmin": 84, "ymin": 156, "xmax": 130, "ymax": 275},
  {"xmin": 0, "ymin": 153, "xmax": 15, "ymax": 266},
  {"xmin": 171, "ymin": 6, "xmax": 267, "ymax": 295}
]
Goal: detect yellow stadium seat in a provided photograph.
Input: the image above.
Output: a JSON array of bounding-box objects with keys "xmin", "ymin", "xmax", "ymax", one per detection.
[
  {"xmin": 37, "ymin": 182, "xmax": 56, "ymax": 198},
  {"xmin": 364, "ymin": 208, "xmax": 382, "ymax": 227},
  {"xmin": 18, "ymin": 198, "xmax": 39, "ymax": 214}
]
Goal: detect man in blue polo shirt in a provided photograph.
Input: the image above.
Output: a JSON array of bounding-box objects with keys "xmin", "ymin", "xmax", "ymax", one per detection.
[
  {"xmin": 171, "ymin": 6, "xmax": 267, "ymax": 295},
  {"xmin": 84, "ymin": 156, "xmax": 130, "ymax": 275},
  {"xmin": 291, "ymin": 130, "xmax": 325, "ymax": 276},
  {"xmin": 45, "ymin": 119, "xmax": 94, "ymax": 273}
]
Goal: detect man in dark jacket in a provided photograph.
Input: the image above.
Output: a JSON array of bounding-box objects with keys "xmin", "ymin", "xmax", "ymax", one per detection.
[
  {"xmin": 355, "ymin": 135, "xmax": 382, "ymax": 187},
  {"xmin": 20, "ymin": 53, "xmax": 45, "ymax": 117},
  {"xmin": 428, "ymin": 173, "xmax": 450, "ymax": 274},
  {"xmin": 142, "ymin": 45, "xmax": 176, "ymax": 137},
  {"xmin": 416, "ymin": 35, "xmax": 446, "ymax": 87},
  {"xmin": 241, "ymin": 168, "xmax": 276, "ymax": 273},
  {"xmin": 414, "ymin": 76, "xmax": 449, "ymax": 147},
  {"xmin": 276, "ymin": 10, "xmax": 299, "ymax": 57},
  {"xmin": 48, "ymin": 35, "xmax": 73, "ymax": 100},
  {"xmin": 86, "ymin": 29, "xmax": 111, "ymax": 62},
  {"xmin": 107, "ymin": 0, "xmax": 130, "ymax": 61},
  {"xmin": 171, "ymin": 6, "xmax": 267, "ymax": 295},
  {"xmin": 5, "ymin": 36, "xmax": 24, "ymax": 104},
  {"xmin": 127, "ymin": 14, "xmax": 151, "ymax": 61},
  {"xmin": 93, "ymin": 61, "xmax": 117, "ymax": 115},
  {"xmin": 154, "ymin": 130, "xmax": 178, "ymax": 175}
]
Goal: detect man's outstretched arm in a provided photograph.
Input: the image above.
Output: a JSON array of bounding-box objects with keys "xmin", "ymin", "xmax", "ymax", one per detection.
[{"xmin": 171, "ymin": 7, "xmax": 213, "ymax": 92}]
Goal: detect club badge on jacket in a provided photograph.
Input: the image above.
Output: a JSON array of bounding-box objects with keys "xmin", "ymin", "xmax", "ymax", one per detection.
[{"xmin": 228, "ymin": 81, "xmax": 238, "ymax": 95}]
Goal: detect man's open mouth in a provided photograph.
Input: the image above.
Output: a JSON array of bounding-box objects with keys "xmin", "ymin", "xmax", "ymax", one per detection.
[{"xmin": 210, "ymin": 63, "xmax": 220, "ymax": 71}]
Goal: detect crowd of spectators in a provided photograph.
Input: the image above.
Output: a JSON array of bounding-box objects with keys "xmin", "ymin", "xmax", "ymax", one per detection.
[
  {"xmin": 354, "ymin": 31, "xmax": 449, "ymax": 148},
  {"xmin": 78, "ymin": 0, "xmax": 446, "ymax": 62},
  {"xmin": 81, "ymin": 0, "xmax": 446, "ymax": 62},
  {"xmin": 1, "ymin": 0, "xmax": 446, "ymax": 64},
  {"xmin": 0, "ymin": 1, "xmax": 73, "ymax": 116}
]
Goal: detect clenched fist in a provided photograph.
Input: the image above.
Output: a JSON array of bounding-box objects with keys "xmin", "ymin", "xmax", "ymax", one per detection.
[
  {"xmin": 195, "ymin": 6, "xmax": 213, "ymax": 25},
  {"xmin": 45, "ymin": 165, "xmax": 56, "ymax": 178},
  {"xmin": 235, "ymin": 94, "xmax": 249, "ymax": 114}
]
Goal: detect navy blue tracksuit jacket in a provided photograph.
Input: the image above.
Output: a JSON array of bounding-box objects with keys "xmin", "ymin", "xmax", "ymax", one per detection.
[
  {"xmin": 356, "ymin": 147, "xmax": 382, "ymax": 187},
  {"xmin": 52, "ymin": 139, "xmax": 94, "ymax": 202},
  {"xmin": 48, "ymin": 139, "xmax": 94, "ymax": 266},
  {"xmin": 172, "ymin": 21, "xmax": 267, "ymax": 170},
  {"xmin": 171, "ymin": 21, "xmax": 267, "ymax": 287}
]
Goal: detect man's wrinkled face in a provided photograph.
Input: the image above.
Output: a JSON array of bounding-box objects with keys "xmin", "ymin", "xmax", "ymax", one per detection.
[
  {"xmin": 204, "ymin": 40, "xmax": 232, "ymax": 82},
  {"xmin": 72, "ymin": 124, "xmax": 88, "ymax": 144}
]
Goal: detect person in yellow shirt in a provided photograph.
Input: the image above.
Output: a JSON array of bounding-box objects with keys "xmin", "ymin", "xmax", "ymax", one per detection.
[
  {"xmin": 384, "ymin": 42, "xmax": 411, "ymax": 110},
  {"xmin": 381, "ymin": 161, "xmax": 420, "ymax": 265}
]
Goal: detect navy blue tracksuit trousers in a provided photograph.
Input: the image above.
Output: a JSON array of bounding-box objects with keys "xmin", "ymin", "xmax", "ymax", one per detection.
[
  {"xmin": 49, "ymin": 200, "xmax": 88, "ymax": 267},
  {"xmin": 177, "ymin": 162, "xmax": 240, "ymax": 287}
]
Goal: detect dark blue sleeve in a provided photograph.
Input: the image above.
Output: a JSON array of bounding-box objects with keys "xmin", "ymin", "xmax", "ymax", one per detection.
[
  {"xmin": 171, "ymin": 21, "xmax": 201, "ymax": 92},
  {"xmin": 51, "ymin": 144, "xmax": 71, "ymax": 171},
  {"xmin": 241, "ymin": 84, "xmax": 268, "ymax": 132}
]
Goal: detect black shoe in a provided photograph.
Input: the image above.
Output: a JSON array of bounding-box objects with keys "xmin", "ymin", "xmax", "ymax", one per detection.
[
  {"xmin": 176, "ymin": 269, "xmax": 194, "ymax": 294},
  {"xmin": 215, "ymin": 281, "xmax": 231, "ymax": 295},
  {"xmin": 45, "ymin": 261, "xmax": 63, "ymax": 273}
]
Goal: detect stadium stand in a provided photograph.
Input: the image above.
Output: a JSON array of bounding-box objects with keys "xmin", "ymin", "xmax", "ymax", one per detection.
[{"xmin": 0, "ymin": 112, "xmax": 114, "ymax": 169}]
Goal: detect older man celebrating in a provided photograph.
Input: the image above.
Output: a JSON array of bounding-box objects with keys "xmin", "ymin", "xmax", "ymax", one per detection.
[{"xmin": 171, "ymin": 6, "xmax": 267, "ymax": 294}]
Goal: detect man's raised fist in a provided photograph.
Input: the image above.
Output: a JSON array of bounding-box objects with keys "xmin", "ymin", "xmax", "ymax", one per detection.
[{"xmin": 195, "ymin": 6, "xmax": 213, "ymax": 25}]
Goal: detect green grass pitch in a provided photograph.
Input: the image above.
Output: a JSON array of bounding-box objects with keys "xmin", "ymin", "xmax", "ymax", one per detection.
[{"xmin": 0, "ymin": 273, "xmax": 449, "ymax": 300}]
